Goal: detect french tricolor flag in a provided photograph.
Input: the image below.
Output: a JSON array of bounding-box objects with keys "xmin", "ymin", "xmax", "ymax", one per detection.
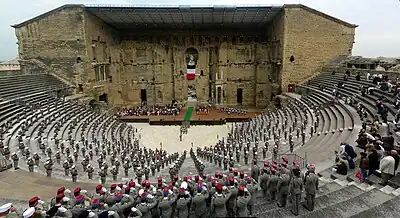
[{"xmin": 186, "ymin": 65, "xmax": 196, "ymax": 80}]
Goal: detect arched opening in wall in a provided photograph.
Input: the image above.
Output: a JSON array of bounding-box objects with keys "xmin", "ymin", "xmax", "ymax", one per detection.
[
  {"xmin": 287, "ymin": 84, "xmax": 295, "ymax": 93},
  {"xmin": 200, "ymin": 70, "xmax": 204, "ymax": 76},
  {"xmin": 99, "ymin": 93, "xmax": 108, "ymax": 103},
  {"xmin": 76, "ymin": 57, "xmax": 82, "ymax": 63},
  {"xmin": 78, "ymin": 84, "xmax": 83, "ymax": 93},
  {"xmin": 289, "ymin": 55, "xmax": 295, "ymax": 63}
]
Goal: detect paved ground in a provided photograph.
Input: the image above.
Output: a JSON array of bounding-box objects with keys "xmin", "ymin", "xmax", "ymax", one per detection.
[{"xmin": 132, "ymin": 123, "xmax": 230, "ymax": 152}]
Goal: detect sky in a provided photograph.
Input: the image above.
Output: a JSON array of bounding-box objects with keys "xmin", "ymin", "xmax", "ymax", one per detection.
[{"xmin": 0, "ymin": 0, "xmax": 399, "ymax": 61}]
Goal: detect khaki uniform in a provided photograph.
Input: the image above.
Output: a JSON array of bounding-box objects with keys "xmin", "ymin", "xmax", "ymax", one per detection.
[
  {"xmin": 267, "ymin": 174, "xmax": 279, "ymax": 201},
  {"xmin": 289, "ymin": 176, "xmax": 303, "ymax": 216},
  {"xmin": 211, "ymin": 192, "xmax": 231, "ymax": 218},
  {"xmin": 175, "ymin": 196, "xmax": 191, "ymax": 218},
  {"xmin": 236, "ymin": 195, "xmax": 251, "ymax": 217},
  {"xmin": 191, "ymin": 191, "xmax": 209, "ymax": 218},
  {"xmin": 277, "ymin": 174, "xmax": 290, "ymax": 207},
  {"xmin": 304, "ymin": 172, "xmax": 319, "ymax": 211},
  {"xmin": 158, "ymin": 195, "xmax": 177, "ymax": 218}
]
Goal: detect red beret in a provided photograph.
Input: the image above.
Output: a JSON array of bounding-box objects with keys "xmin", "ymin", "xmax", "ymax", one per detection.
[
  {"xmin": 158, "ymin": 177, "xmax": 162, "ymax": 181},
  {"xmin": 216, "ymin": 183, "xmax": 223, "ymax": 191},
  {"xmin": 179, "ymin": 188, "xmax": 185, "ymax": 193},
  {"xmin": 111, "ymin": 184, "xmax": 117, "ymax": 190},
  {"xmin": 96, "ymin": 185, "xmax": 102, "ymax": 191},
  {"xmin": 195, "ymin": 175, "xmax": 199, "ymax": 180},
  {"xmin": 56, "ymin": 193, "xmax": 64, "ymax": 201},
  {"xmin": 125, "ymin": 187, "xmax": 131, "ymax": 193},
  {"xmin": 129, "ymin": 181, "xmax": 135, "ymax": 188},
  {"xmin": 183, "ymin": 177, "xmax": 188, "ymax": 181},
  {"xmin": 271, "ymin": 168, "xmax": 277, "ymax": 173},
  {"xmin": 234, "ymin": 169, "xmax": 238, "ymax": 173},
  {"xmin": 188, "ymin": 176, "xmax": 192, "ymax": 180},
  {"xmin": 73, "ymin": 187, "xmax": 81, "ymax": 196},
  {"xmin": 238, "ymin": 186, "xmax": 245, "ymax": 191},
  {"xmin": 29, "ymin": 197, "xmax": 39, "ymax": 204},
  {"xmin": 145, "ymin": 181, "xmax": 150, "ymax": 187},
  {"xmin": 118, "ymin": 183, "xmax": 123, "ymax": 188},
  {"xmin": 169, "ymin": 185, "xmax": 174, "ymax": 190},
  {"xmin": 140, "ymin": 192, "xmax": 147, "ymax": 198},
  {"xmin": 141, "ymin": 180, "xmax": 146, "ymax": 185},
  {"xmin": 57, "ymin": 187, "xmax": 65, "ymax": 195},
  {"xmin": 229, "ymin": 177, "xmax": 234, "ymax": 182},
  {"xmin": 240, "ymin": 171, "xmax": 244, "ymax": 175},
  {"xmin": 229, "ymin": 167, "xmax": 233, "ymax": 172}
]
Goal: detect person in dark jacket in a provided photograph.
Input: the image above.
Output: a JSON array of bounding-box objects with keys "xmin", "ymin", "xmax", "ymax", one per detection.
[{"xmin": 367, "ymin": 146, "xmax": 380, "ymax": 176}]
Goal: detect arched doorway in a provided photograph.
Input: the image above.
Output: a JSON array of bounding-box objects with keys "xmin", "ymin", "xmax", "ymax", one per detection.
[
  {"xmin": 99, "ymin": 93, "xmax": 108, "ymax": 103},
  {"xmin": 185, "ymin": 48, "xmax": 199, "ymax": 101}
]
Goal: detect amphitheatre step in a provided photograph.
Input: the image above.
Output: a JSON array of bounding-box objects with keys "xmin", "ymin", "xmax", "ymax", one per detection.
[
  {"xmin": 349, "ymin": 196, "xmax": 400, "ymax": 218},
  {"xmin": 257, "ymin": 184, "xmax": 364, "ymax": 217},
  {"xmin": 300, "ymin": 188, "xmax": 393, "ymax": 218},
  {"xmin": 253, "ymin": 179, "xmax": 346, "ymax": 214}
]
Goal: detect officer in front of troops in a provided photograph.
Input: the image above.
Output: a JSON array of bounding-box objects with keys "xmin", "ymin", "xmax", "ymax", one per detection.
[
  {"xmin": 99, "ymin": 167, "xmax": 107, "ymax": 184},
  {"xmin": 87, "ymin": 164, "xmax": 94, "ymax": 179},
  {"xmin": 211, "ymin": 183, "xmax": 231, "ymax": 218},
  {"xmin": 27, "ymin": 157, "xmax": 35, "ymax": 172},
  {"xmin": 289, "ymin": 166, "xmax": 304, "ymax": 216},
  {"xmin": 191, "ymin": 184, "xmax": 209, "ymax": 218},
  {"xmin": 44, "ymin": 160, "xmax": 52, "ymax": 177},
  {"xmin": 111, "ymin": 165, "xmax": 118, "ymax": 181},
  {"xmin": 63, "ymin": 160, "xmax": 70, "ymax": 176},
  {"xmin": 277, "ymin": 167, "xmax": 290, "ymax": 208},
  {"xmin": 70, "ymin": 165, "xmax": 78, "ymax": 182},
  {"xmin": 236, "ymin": 186, "xmax": 251, "ymax": 217},
  {"xmin": 303, "ymin": 164, "xmax": 319, "ymax": 211},
  {"xmin": 11, "ymin": 152, "xmax": 19, "ymax": 170}
]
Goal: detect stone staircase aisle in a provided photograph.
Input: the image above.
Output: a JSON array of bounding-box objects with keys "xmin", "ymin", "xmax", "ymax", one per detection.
[{"xmin": 251, "ymin": 175, "xmax": 399, "ymax": 217}]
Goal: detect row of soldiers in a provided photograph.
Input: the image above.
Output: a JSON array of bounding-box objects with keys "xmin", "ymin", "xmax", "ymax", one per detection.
[{"xmin": 0, "ymin": 143, "xmax": 321, "ymax": 218}]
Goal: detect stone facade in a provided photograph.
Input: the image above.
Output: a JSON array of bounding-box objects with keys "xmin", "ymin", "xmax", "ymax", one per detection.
[
  {"xmin": 281, "ymin": 5, "xmax": 356, "ymax": 91},
  {"xmin": 13, "ymin": 4, "xmax": 356, "ymax": 108}
]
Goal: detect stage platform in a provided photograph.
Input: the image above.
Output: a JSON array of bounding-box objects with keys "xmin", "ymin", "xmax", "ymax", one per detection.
[{"xmin": 118, "ymin": 108, "xmax": 261, "ymax": 125}]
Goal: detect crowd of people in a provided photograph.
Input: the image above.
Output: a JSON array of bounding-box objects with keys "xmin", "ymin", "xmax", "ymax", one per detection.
[
  {"xmin": 117, "ymin": 102, "xmax": 182, "ymax": 117},
  {"xmin": 196, "ymin": 105, "xmax": 210, "ymax": 115},
  {"xmin": 219, "ymin": 107, "xmax": 247, "ymax": 115},
  {"xmin": 327, "ymin": 70, "xmax": 400, "ymax": 185},
  {"xmin": 0, "ymin": 148, "xmax": 321, "ymax": 218}
]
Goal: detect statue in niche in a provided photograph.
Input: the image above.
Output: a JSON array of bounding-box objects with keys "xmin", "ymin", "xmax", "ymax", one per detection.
[
  {"xmin": 188, "ymin": 55, "xmax": 196, "ymax": 66},
  {"xmin": 185, "ymin": 47, "xmax": 199, "ymax": 66}
]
